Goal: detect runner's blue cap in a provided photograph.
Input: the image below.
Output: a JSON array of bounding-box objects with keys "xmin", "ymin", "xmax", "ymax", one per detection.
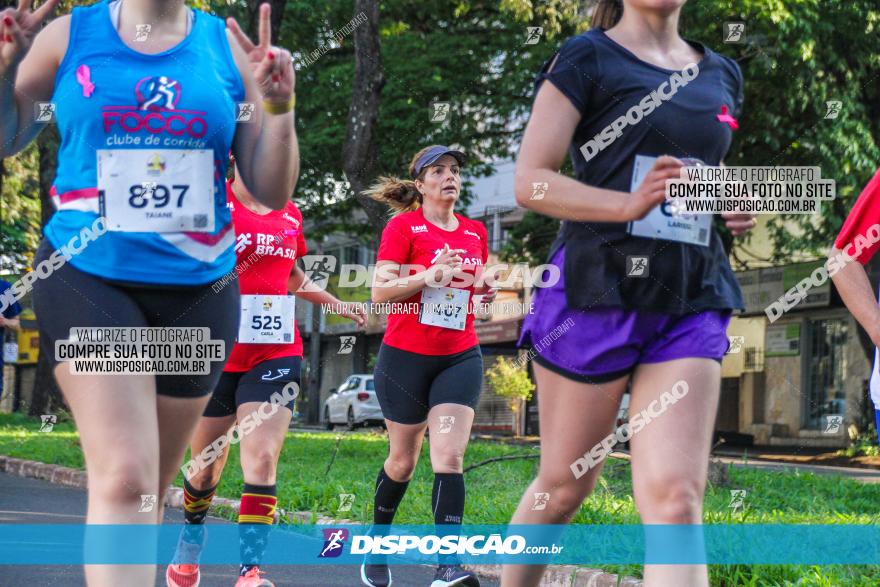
[{"xmin": 411, "ymin": 146, "xmax": 466, "ymax": 179}]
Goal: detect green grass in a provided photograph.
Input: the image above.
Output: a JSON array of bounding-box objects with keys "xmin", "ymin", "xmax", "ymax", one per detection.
[{"xmin": 1, "ymin": 411, "xmax": 879, "ymax": 586}]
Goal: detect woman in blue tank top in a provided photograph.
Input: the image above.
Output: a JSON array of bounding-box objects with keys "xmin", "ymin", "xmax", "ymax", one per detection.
[
  {"xmin": 502, "ymin": 1, "xmax": 755, "ymax": 586},
  {"xmin": 0, "ymin": 0, "xmax": 297, "ymax": 585}
]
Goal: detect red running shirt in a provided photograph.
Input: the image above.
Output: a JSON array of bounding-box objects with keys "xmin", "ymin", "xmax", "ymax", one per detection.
[
  {"xmin": 224, "ymin": 181, "xmax": 307, "ymax": 372},
  {"xmin": 834, "ymin": 168, "xmax": 880, "ymax": 264},
  {"xmin": 377, "ymin": 208, "xmax": 489, "ymax": 355}
]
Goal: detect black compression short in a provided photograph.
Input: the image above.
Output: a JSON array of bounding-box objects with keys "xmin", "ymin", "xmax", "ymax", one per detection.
[
  {"xmin": 205, "ymin": 355, "xmax": 301, "ymax": 417},
  {"xmin": 31, "ymin": 239, "xmax": 239, "ymax": 398},
  {"xmin": 373, "ymin": 343, "xmax": 483, "ymax": 425}
]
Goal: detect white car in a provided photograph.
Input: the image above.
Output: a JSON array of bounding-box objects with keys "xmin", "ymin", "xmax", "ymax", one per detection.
[{"xmin": 323, "ymin": 374, "xmax": 384, "ymax": 430}]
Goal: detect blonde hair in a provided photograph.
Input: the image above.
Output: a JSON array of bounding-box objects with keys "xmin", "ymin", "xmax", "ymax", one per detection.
[
  {"xmin": 592, "ymin": 0, "xmax": 623, "ymax": 29},
  {"xmin": 364, "ymin": 145, "xmax": 446, "ymax": 216}
]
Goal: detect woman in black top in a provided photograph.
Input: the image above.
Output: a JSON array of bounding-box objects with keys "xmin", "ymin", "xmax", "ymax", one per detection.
[{"xmin": 502, "ymin": 1, "xmax": 754, "ymax": 586}]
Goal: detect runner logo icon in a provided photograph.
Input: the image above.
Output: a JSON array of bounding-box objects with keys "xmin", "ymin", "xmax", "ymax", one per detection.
[
  {"xmin": 319, "ymin": 528, "xmax": 349, "ymax": 558},
  {"xmin": 137, "ymin": 76, "xmax": 181, "ymax": 110},
  {"xmin": 824, "ymin": 415, "xmax": 843, "ymax": 434},
  {"xmin": 39, "ymin": 415, "xmax": 57, "ymax": 433},
  {"xmin": 139, "ymin": 494, "xmax": 157, "ymax": 513}
]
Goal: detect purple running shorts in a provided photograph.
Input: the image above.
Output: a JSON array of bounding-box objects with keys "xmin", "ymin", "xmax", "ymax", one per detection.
[{"xmin": 518, "ymin": 246, "xmax": 732, "ymax": 383}]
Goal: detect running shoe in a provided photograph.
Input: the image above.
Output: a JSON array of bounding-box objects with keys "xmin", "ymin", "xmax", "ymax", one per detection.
[
  {"xmin": 430, "ymin": 564, "xmax": 480, "ymax": 587},
  {"xmin": 234, "ymin": 566, "xmax": 274, "ymax": 587},
  {"xmin": 166, "ymin": 563, "xmax": 200, "ymax": 587},
  {"xmin": 360, "ymin": 560, "xmax": 392, "ymax": 586}
]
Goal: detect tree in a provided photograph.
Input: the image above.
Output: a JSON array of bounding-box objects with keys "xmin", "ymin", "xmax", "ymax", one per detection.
[
  {"xmin": 342, "ymin": 0, "xmax": 386, "ymax": 242},
  {"xmin": 485, "ymin": 356, "xmax": 535, "ymax": 436},
  {"xmin": 0, "ymin": 143, "xmax": 40, "ymax": 273},
  {"xmin": 279, "ymin": 0, "xmax": 579, "ymax": 243},
  {"xmin": 29, "ymin": 126, "xmax": 62, "ymax": 417},
  {"xmin": 501, "ymin": 211, "xmax": 559, "ymax": 266},
  {"xmin": 690, "ymin": 0, "xmax": 880, "ymax": 261}
]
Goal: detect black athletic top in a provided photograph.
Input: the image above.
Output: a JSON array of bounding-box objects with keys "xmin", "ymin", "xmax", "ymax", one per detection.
[{"xmin": 537, "ymin": 28, "xmax": 745, "ymax": 314}]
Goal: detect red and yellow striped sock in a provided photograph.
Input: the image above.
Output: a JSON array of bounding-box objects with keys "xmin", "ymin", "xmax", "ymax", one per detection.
[
  {"xmin": 183, "ymin": 478, "xmax": 216, "ymax": 525},
  {"xmin": 238, "ymin": 483, "xmax": 277, "ymax": 574},
  {"xmin": 238, "ymin": 484, "xmax": 277, "ymax": 524}
]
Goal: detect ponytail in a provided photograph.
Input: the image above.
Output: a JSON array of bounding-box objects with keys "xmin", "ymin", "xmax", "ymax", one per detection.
[
  {"xmin": 592, "ymin": 0, "xmax": 623, "ymax": 29},
  {"xmin": 364, "ymin": 176, "xmax": 423, "ymax": 216}
]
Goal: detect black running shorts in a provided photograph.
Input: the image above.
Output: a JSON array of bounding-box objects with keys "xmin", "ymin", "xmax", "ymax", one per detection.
[
  {"xmin": 31, "ymin": 239, "xmax": 239, "ymax": 398},
  {"xmin": 204, "ymin": 355, "xmax": 301, "ymax": 417},
  {"xmin": 373, "ymin": 343, "xmax": 483, "ymax": 425}
]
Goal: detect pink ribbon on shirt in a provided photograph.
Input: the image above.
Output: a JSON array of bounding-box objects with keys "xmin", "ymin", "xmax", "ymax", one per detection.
[
  {"xmin": 75, "ymin": 65, "xmax": 95, "ymax": 98},
  {"xmin": 716, "ymin": 104, "xmax": 739, "ymax": 130}
]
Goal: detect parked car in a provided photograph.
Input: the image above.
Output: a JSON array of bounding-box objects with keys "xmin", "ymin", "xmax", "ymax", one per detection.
[{"xmin": 323, "ymin": 374, "xmax": 384, "ymax": 430}]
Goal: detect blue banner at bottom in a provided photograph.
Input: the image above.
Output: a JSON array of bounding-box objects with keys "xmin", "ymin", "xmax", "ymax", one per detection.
[{"xmin": 1, "ymin": 524, "xmax": 879, "ymax": 565}]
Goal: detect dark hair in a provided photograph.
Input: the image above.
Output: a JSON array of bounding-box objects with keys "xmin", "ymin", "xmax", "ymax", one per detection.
[
  {"xmin": 592, "ymin": 0, "xmax": 623, "ymax": 29},
  {"xmin": 364, "ymin": 145, "xmax": 446, "ymax": 216}
]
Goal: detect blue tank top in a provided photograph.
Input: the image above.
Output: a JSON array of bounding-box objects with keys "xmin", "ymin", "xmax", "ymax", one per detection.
[{"xmin": 46, "ymin": 0, "xmax": 244, "ymax": 285}]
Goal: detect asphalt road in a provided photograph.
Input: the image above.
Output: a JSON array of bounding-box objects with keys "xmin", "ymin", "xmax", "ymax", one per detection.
[{"xmin": 0, "ymin": 472, "xmax": 498, "ymax": 587}]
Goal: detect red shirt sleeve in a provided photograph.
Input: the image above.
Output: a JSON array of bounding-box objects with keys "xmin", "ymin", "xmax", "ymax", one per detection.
[
  {"xmin": 377, "ymin": 217, "xmax": 411, "ymax": 264},
  {"xmin": 834, "ymin": 168, "xmax": 880, "ymax": 264},
  {"xmin": 288, "ymin": 203, "xmax": 308, "ymax": 257},
  {"xmin": 296, "ymin": 221, "xmax": 308, "ymax": 258}
]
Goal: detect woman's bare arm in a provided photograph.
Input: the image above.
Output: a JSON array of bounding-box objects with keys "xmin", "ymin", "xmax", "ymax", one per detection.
[
  {"xmin": 0, "ymin": 7, "xmax": 67, "ymax": 157},
  {"xmin": 515, "ymin": 80, "xmax": 683, "ymax": 222}
]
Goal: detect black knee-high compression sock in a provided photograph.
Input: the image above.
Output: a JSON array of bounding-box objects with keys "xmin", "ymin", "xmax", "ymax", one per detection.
[
  {"xmin": 366, "ymin": 467, "xmax": 410, "ymax": 567},
  {"xmin": 432, "ymin": 473, "xmax": 465, "ymax": 565},
  {"xmin": 373, "ymin": 467, "xmax": 410, "ymax": 526}
]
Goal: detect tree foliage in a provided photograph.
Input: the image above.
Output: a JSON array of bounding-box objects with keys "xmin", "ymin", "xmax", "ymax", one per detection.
[
  {"xmin": 0, "ymin": 144, "xmax": 40, "ymax": 272},
  {"xmin": 485, "ymin": 356, "xmax": 535, "ymax": 412},
  {"xmin": 693, "ymin": 0, "xmax": 880, "ymax": 262},
  {"xmin": 502, "ymin": 0, "xmax": 880, "ymax": 265},
  {"xmin": 2, "ymin": 0, "xmax": 878, "ymax": 269},
  {"xmin": 277, "ymin": 0, "xmax": 577, "ymax": 243}
]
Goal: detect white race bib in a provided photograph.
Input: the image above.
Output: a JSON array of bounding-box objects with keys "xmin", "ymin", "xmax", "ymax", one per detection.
[
  {"xmin": 98, "ymin": 149, "xmax": 215, "ymax": 233},
  {"xmin": 627, "ymin": 154, "xmax": 711, "ymax": 247},
  {"xmin": 3, "ymin": 342, "xmax": 18, "ymax": 364},
  {"xmin": 238, "ymin": 294, "xmax": 296, "ymax": 344},
  {"xmin": 419, "ymin": 287, "xmax": 470, "ymax": 331}
]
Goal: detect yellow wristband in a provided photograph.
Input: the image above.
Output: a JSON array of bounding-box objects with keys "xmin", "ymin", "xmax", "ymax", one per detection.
[{"xmin": 262, "ymin": 94, "xmax": 295, "ymax": 115}]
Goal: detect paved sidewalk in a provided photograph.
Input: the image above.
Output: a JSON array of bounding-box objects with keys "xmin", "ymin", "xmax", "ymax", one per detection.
[
  {"xmin": 0, "ymin": 453, "xmax": 643, "ymax": 587},
  {"xmin": 0, "ymin": 471, "xmax": 499, "ymax": 587},
  {"xmin": 715, "ymin": 454, "xmax": 880, "ymax": 484}
]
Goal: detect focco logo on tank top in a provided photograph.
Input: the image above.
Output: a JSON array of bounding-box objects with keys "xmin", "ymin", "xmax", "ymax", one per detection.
[{"xmin": 101, "ymin": 76, "xmax": 209, "ymax": 147}]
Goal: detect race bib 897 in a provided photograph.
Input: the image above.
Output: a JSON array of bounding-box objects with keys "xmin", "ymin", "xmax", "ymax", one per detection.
[{"xmin": 98, "ymin": 149, "xmax": 215, "ymax": 233}]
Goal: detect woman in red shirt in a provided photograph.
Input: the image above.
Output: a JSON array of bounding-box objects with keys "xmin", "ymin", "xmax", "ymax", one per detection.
[
  {"xmin": 362, "ymin": 145, "xmax": 494, "ymax": 587},
  {"xmin": 166, "ymin": 160, "xmax": 365, "ymax": 587}
]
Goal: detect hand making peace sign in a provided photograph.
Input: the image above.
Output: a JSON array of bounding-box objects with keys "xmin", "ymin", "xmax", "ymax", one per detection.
[
  {"xmin": 0, "ymin": 0, "xmax": 60, "ymax": 74},
  {"xmin": 227, "ymin": 3, "xmax": 295, "ymax": 105}
]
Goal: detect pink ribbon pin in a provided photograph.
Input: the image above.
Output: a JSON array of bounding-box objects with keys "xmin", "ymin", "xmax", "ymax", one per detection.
[
  {"xmin": 716, "ymin": 104, "xmax": 738, "ymax": 130},
  {"xmin": 75, "ymin": 65, "xmax": 95, "ymax": 98}
]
